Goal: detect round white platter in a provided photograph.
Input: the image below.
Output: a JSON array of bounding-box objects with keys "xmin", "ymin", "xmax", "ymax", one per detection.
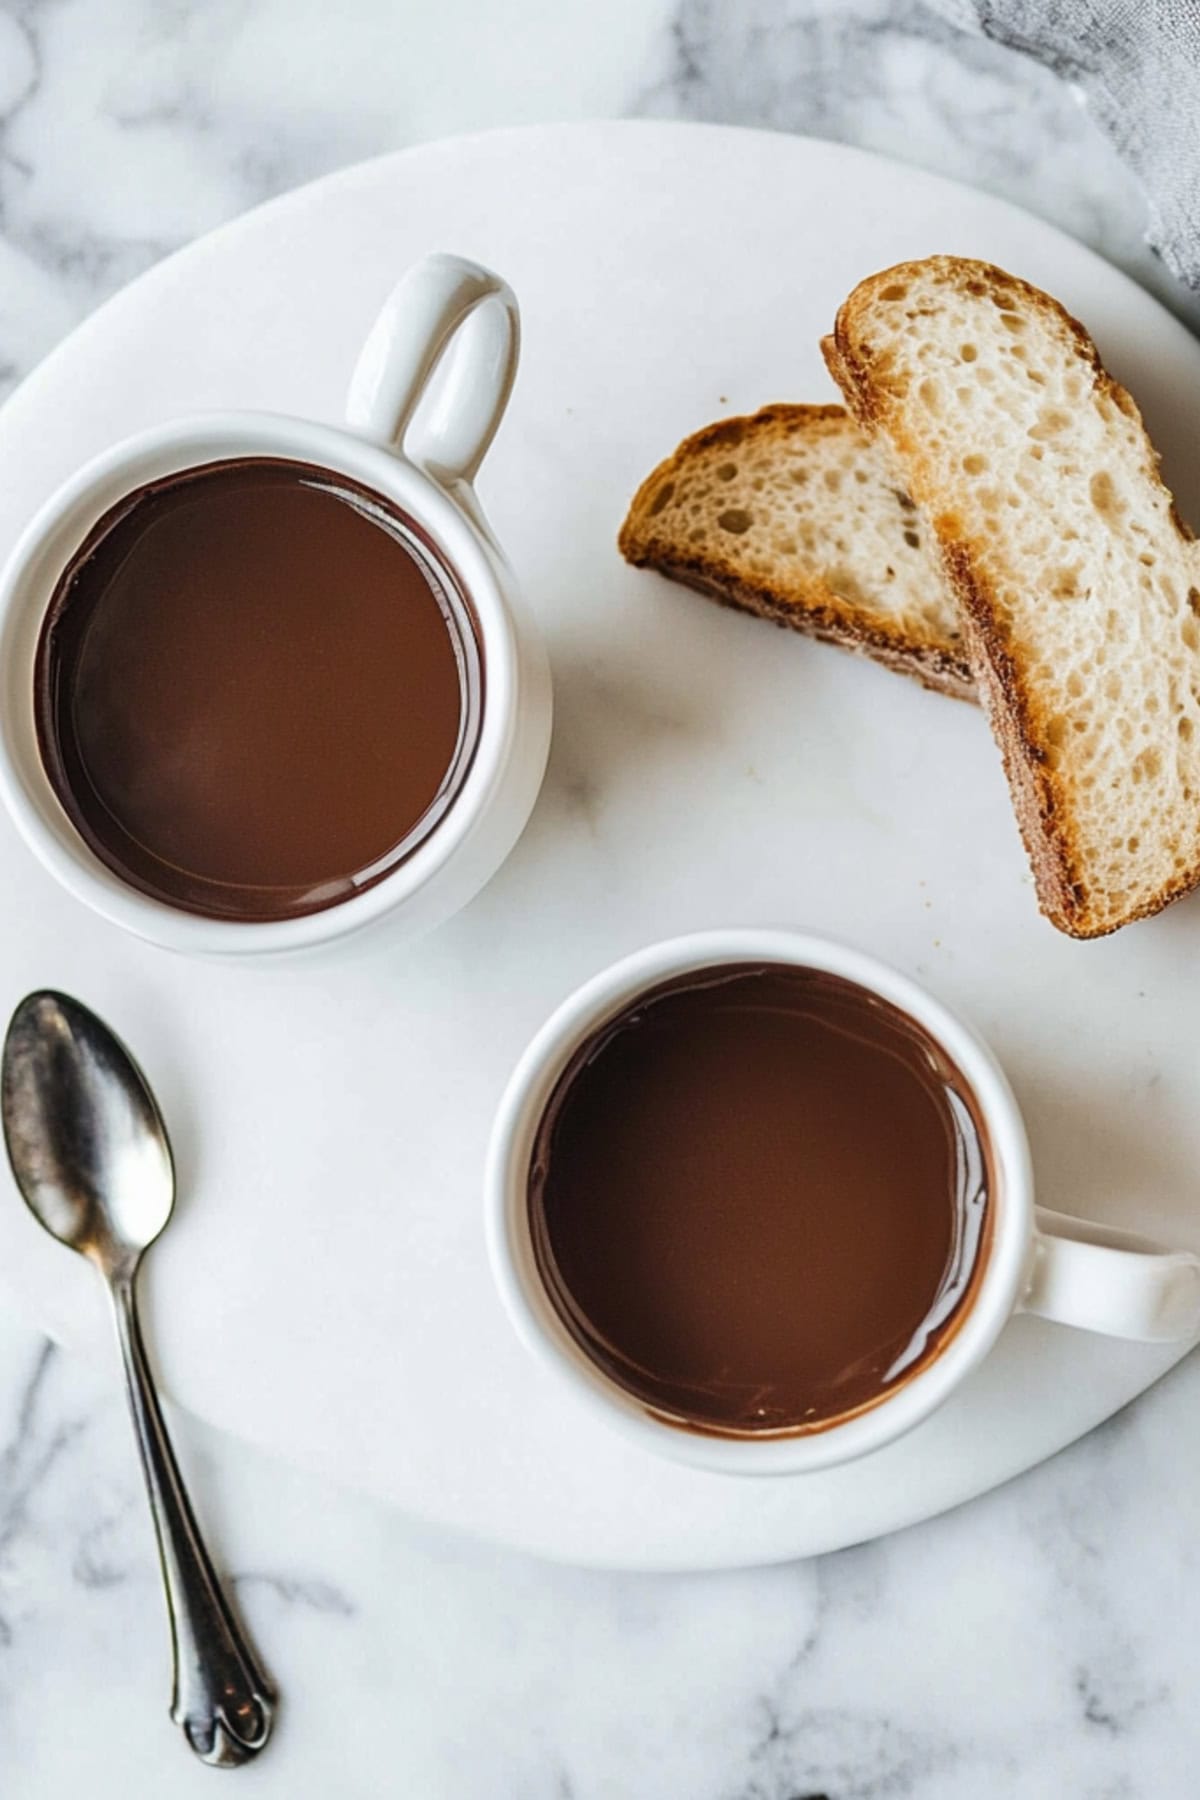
[{"xmin": 0, "ymin": 122, "xmax": 1198, "ymax": 1571}]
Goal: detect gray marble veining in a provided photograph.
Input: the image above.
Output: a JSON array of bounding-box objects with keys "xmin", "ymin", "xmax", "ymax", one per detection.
[
  {"xmin": 0, "ymin": 1, "xmax": 1198, "ymax": 1794},
  {"xmin": 3, "ymin": 1286, "xmax": 1200, "ymax": 1795},
  {"xmin": 636, "ymin": 0, "xmax": 1197, "ymax": 328}
]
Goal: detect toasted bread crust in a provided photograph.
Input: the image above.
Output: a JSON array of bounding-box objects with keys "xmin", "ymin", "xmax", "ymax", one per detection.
[
  {"xmin": 619, "ymin": 402, "xmax": 974, "ymax": 700},
  {"xmin": 640, "ymin": 555, "xmax": 975, "ymax": 699},
  {"xmin": 824, "ymin": 256, "xmax": 1200, "ymax": 938}
]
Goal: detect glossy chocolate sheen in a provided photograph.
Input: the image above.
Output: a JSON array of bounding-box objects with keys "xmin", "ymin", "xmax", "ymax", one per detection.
[
  {"xmin": 35, "ymin": 458, "xmax": 481, "ymax": 921},
  {"xmin": 529, "ymin": 964, "xmax": 991, "ymax": 1436}
]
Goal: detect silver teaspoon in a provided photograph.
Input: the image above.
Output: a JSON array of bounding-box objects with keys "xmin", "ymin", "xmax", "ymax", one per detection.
[{"xmin": 1, "ymin": 991, "xmax": 274, "ymax": 1767}]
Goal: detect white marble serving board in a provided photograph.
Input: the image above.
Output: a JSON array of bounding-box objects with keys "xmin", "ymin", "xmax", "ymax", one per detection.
[{"xmin": 0, "ymin": 121, "xmax": 1198, "ymax": 1571}]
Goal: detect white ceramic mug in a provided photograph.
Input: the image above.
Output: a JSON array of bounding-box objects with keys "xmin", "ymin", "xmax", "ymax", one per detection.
[
  {"xmin": 485, "ymin": 929, "xmax": 1200, "ymax": 1475},
  {"xmin": 0, "ymin": 253, "xmax": 552, "ymax": 958}
]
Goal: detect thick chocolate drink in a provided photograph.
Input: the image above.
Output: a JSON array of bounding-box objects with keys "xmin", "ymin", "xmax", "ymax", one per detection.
[
  {"xmin": 528, "ymin": 964, "xmax": 991, "ymax": 1435},
  {"xmin": 35, "ymin": 458, "xmax": 481, "ymax": 921}
]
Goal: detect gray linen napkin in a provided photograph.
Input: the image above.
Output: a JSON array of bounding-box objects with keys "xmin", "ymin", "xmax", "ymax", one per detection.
[{"xmin": 934, "ymin": 0, "xmax": 1200, "ymax": 289}]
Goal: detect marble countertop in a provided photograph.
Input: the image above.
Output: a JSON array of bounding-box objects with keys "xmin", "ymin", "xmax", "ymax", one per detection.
[{"xmin": 2, "ymin": 2, "xmax": 1199, "ymax": 1794}]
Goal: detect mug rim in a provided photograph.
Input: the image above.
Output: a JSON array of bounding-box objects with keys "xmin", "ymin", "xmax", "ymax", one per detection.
[
  {"xmin": 484, "ymin": 928, "xmax": 1036, "ymax": 1476},
  {"xmin": 0, "ymin": 410, "xmax": 523, "ymax": 956}
]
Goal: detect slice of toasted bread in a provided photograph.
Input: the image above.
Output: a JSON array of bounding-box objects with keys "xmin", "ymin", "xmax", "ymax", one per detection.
[
  {"xmin": 618, "ymin": 404, "xmax": 974, "ymax": 699},
  {"xmin": 824, "ymin": 255, "xmax": 1200, "ymax": 938}
]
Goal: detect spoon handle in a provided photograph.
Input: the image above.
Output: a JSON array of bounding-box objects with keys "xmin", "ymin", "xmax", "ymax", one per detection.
[{"xmin": 108, "ymin": 1269, "xmax": 275, "ymax": 1766}]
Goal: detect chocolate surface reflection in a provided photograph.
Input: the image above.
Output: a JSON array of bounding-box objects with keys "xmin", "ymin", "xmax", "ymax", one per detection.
[
  {"xmin": 529, "ymin": 964, "xmax": 991, "ymax": 1435},
  {"xmin": 36, "ymin": 458, "xmax": 481, "ymax": 921}
]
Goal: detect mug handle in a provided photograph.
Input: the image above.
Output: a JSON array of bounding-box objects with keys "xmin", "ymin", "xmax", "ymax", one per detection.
[
  {"xmin": 1022, "ymin": 1206, "xmax": 1200, "ymax": 1342},
  {"xmin": 344, "ymin": 252, "xmax": 519, "ymax": 489}
]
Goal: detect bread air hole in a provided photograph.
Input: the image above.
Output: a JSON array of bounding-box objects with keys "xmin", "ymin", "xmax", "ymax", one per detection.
[
  {"xmin": 962, "ymin": 453, "xmax": 988, "ymax": 475},
  {"xmin": 1090, "ymin": 470, "xmax": 1120, "ymax": 519},
  {"xmin": 1000, "ymin": 312, "xmax": 1025, "ymax": 333},
  {"xmin": 1133, "ymin": 748, "xmax": 1163, "ymax": 783},
  {"xmin": 959, "ymin": 344, "xmax": 978, "ymax": 362},
  {"xmin": 828, "ymin": 567, "xmax": 865, "ymax": 604},
  {"xmin": 717, "ymin": 509, "xmax": 753, "ymax": 535},
  {"xmin": 903, "ymin": 529, "xmax": 921, "ymax": 549},
  {"xmin": 1179, "ymin": 716, "xmax": 1194, "ymax": 740},
  {"xmin": 649, "ymin": 481, "xmax": 675, "ymax": 516},
  {"xmin": 716, "ymin": 462, "xmax": 737, "ymax": 482},
  {"xmin": 1182, "ymin": 619, "xmax": 1200, "ymax": 653},
  {"xmin": 1029, "ymin": 407, "xmax": 1072, "ymax": 441},
  {"xmin": 880, "ymin": 283, "xmax": 909, "ymax": 301}
]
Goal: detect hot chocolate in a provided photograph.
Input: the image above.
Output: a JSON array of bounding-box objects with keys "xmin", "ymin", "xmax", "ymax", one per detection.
[
  {"xmin": 528, "ymin": 963, "xmax": 991, "ymax": 1435},
  {"xmin": 35, "ymin": 458, "xmax": 481, "ymax": 922}
]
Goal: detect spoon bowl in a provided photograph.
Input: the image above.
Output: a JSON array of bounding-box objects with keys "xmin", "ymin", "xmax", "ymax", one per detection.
[{"xmin": 2, "ymin": 990, "xmax": 174, "ymax": 1267}]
